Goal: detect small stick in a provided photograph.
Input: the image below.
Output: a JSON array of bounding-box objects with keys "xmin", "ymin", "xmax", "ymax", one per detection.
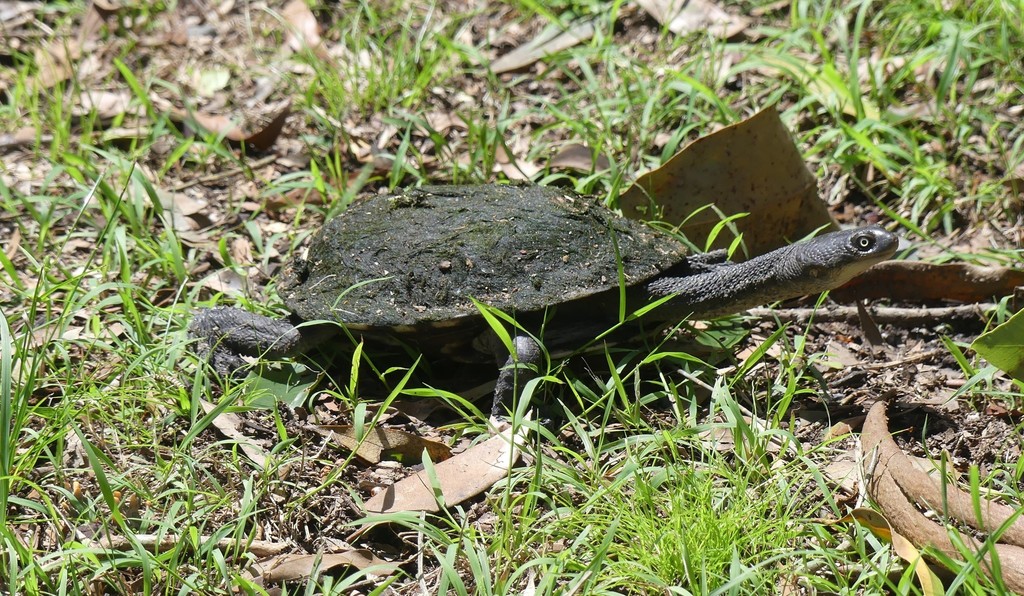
[{"xmin": 747, "ymin": 303, "xmax": 991, "ymax": 325}]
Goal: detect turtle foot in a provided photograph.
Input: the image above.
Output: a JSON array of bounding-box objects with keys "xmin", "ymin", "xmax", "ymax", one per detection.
[
  {"xmin": 188, "ymin": 307, "xmax": 308, "ymax": 378},
  {"xmin": 491, "ymin": 335, "xmax": 543, "ymax": 420}
]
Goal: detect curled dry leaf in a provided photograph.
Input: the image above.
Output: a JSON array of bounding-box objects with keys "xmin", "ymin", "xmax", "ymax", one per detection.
[
  {"xmin": 836, "ymin": 508, "xmax": 944, "ymax": 596},
  {"xmin": 495, "ymin": 143, "xmax": 540, "ymax": 181},
  {"xmin": 174, "ymin": 102, "xmax": 291, "ymax": 151},
  {"xmin": 833, "ymin": 261, "xmax": 1024, "ymax": 304},
  {"xmin": 861, "ymin": 401, "xmax": 1024, "ymax": 592},
  {"xmin": 865, "ymin": 402, "xmax": 1024, "ymax": 548},
  {"xmin": 620, "ymin": 105, "xmax": 834, "ymax": 254},
  {"xmin": 822, "ymin": 416, "xmax": 863, "ymax": 442}
]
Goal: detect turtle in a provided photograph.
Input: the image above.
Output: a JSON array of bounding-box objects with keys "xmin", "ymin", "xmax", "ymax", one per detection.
[{"xmin": 189, "ymin": 184, "xmax": 898, "ymax": 416}]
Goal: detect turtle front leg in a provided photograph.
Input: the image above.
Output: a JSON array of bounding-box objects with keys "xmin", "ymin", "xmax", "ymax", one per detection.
[
  {"xmin": 188, "ymin": 307, "xmax": 325, "ymax": 378},
  {"xmin": 491, "ymin": 335, "xmax": 543, "ymax": 420},
  {"xmin": 685, "ymin": 249, "xmax": 731, "ymax": 273}
]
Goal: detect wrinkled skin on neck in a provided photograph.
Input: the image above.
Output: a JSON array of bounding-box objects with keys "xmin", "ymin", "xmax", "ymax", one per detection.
[{"xmin": 645, "ymin": 226, "xmax": 899, "ymax": 319}]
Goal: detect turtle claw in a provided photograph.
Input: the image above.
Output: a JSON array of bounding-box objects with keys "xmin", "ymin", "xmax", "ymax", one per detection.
[{"xmin": 206, "ymin": 345, "xmax": 251, "ymax": 380}]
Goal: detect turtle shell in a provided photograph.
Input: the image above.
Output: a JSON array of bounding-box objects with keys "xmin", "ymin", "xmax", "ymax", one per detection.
[{"xmin": 278, "ymin": 184, "xmax": 688, "ymax": 331}]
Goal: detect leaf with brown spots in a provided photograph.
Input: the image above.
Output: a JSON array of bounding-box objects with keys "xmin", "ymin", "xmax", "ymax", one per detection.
[{"xmin": 620, "ymin": 105, "xmax": 834, "ymax": 254}]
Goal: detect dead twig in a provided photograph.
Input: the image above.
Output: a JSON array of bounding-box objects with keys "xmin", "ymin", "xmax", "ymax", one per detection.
[
  {"xmin": 81, "ymin": 533, "xmax": 291, "ymax": 557},
  {"xmin": 748, "ymin": 303, "xmax": 992, "ymax": 325},
  {"xmin": 169, "ymin": 155, "xmax": 279, "ymax": 190}
]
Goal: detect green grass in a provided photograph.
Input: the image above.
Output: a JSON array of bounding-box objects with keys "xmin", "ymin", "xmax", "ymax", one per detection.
[{"xmin": 1, "ymin": 0, "xmax": 1022, "ymax": 593}]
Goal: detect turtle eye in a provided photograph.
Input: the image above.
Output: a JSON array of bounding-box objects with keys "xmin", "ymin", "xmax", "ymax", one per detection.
[{"xmin": 853, "ymin": 233, "xmax": 876, "ymax": 252}]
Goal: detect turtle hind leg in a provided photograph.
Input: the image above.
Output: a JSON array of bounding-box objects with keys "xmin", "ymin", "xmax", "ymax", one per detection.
[{"xmin": 188, "ymin": 307, "xmax": 325, "ymax": 378}]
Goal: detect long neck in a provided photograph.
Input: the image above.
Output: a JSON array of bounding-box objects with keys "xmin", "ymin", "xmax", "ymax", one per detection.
[{"xmin": 645, "ymin": 246, "xmax": 804, "ymax": 319}]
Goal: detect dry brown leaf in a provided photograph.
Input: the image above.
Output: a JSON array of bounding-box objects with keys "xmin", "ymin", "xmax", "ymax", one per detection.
[
  {"xmin": 73, "ymin": 89, "xmax": 137, "ymax": 119},
  {"xmin": 317, "ymin": 424, "xmax": 452, "ymax": 465},
  {"xmin": 861, "ymin": 402, "xmax": 1024, "ymax": 592},
  {"xmin": 634, "ymin": 0, "xmax": 749, "ymax": 39},
  {"xmin": 265, "ymin": 187, "xmax": 326, "ymax": 212},
  {"xmin": 230, "ymin": 238, "xmax": 253, "ymax": 267},
  {"xmin": 833, "ymin": 261, "xmax": 1024, "ymax": 304},
  {"xmin": 495, "ymin": 143, "xmax": 540, "ymax": 181},
  {"xmin": 863, "ymin": 402, "xmax": 1024, "ymax": 548},
  {"xmin": 3, "ymin": 227, "xmax": 20, "ymax": 260},
  {"xmin": 424, "ymin": 111, "xmax": 468, "ymax": 133},
  {"xmin": 162, "ymin": 190, "xmax": 207, "ymax": 217},
  {"xmin": 364, "ymin": 424, "xmax": 526, "ymax": 514},
  {"xmin": 491, "ymin": 20, "xmax": 596, "ymax": 74},
  {"xmin": 33, "ymin": 40, "xmax": 80, "ymax": 89},
  {"xmin": 821, "ymin": 458, "xmax": 860, "ymax": 497},
  {"xmin": 61, "ymin": 320, "xmax": 125, "ymax": 342},
  {"xmin": 255, "ymin": 551, "xmax": 397, "ymax": 582},
  {"xmin": 548, "ymin": 143, "xmax": 611, "ymax": 172},
  {"xmin": 0, "ymin": 127, "xmax": 46, "ymax": 149},
  {"xmin": 176, "ymin": 102, "xmax": 291, "ymax": 151},
  {"xmin": 822, "ymin": 416, "xmax": 863, "ymax": 442},
  {"xmin": 157, "ymin": 189, "xmax": 211, "ymax": 232},
  {"xmin": 836, "ymin": 508, "xmax": 944, "ymax": 596},
  {"xmin": 281, "ymin": 0, "xmax": 322, "ymax": 51},
  {"xmin": 200, "ymin": 399, "xmax": 269, "ymax": 468},
  {"xmin": 196, "ymin": 268, "xmax": 248, "ymax": 295},
  {"xmin": 621, "ymin": 105, "xmax": 834, "ymax": 254}
]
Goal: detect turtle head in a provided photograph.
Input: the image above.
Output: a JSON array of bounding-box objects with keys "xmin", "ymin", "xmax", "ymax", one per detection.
[{"xmin": 789, "ymin": 225, "xmax": 899, "ymax": 287}]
